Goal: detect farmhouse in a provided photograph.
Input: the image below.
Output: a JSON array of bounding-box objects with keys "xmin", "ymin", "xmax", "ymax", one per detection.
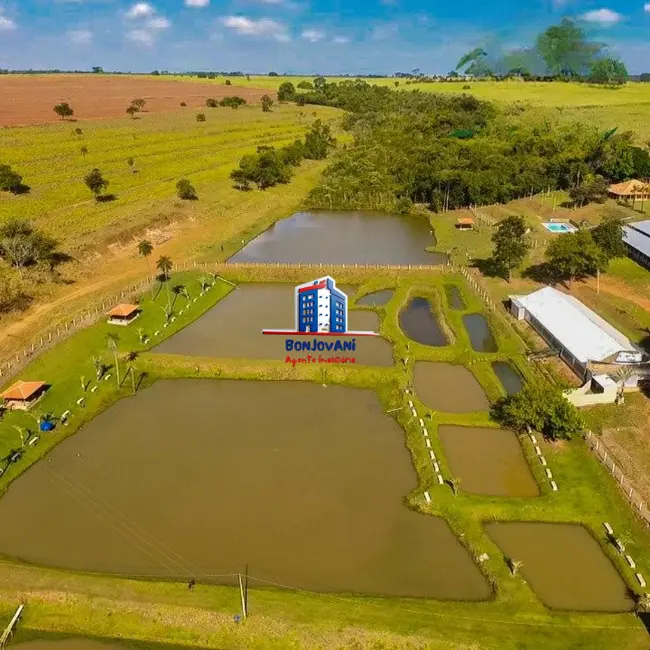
[
  {"xmin": 608, "ymin": 179, "xmax": 650, "ymax": 202},
  {"xmin": 623, "ymin": 220, "xmax": 650, "ymax": 270},
  {"xmin": 456, "ymin": 217, "xmax": 475, "ymax": 231},
  {"xmin": 107, "ymin": 303, "xmax": 141, "ymax": 326},
  {"xmin": 509, "ymin": 287, "xmax": 644, "ymax": 381},
  {"xmin": 1, "ymin": 380, "xmax": 48, "ymax": 411}
]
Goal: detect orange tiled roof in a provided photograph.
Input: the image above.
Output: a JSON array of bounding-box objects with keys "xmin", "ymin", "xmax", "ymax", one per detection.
[
  {"xmin": 1, "ymin": 380, "xmax": 46, "ymax": 401},
  {"xmin": 108, "ymin": 303, "xmax": 139, "ymax": 318}
]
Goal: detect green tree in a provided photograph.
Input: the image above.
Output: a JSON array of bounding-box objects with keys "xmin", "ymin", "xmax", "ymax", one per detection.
[
  {"xmin": 589, "ymin": 58, "xmax": 628, "ymax": 85},
  {"xmin": 196, "ymin": 113, "xmax": 206, "ymax": 122},
  {"xmin": 219, "ymin": 96, "xmax": 246, "ymax": 109},
  {"xmin": 176, "ymin": 179, "xmax": 197, "ymax": 200},
  {"xmin": 491, "ymin": 383, "xmax": 584, "ymax": 441},
  {"xmin": 53, "ymin": 102, "xmax": 74, "ymax": 119},
  {"xmin": 536, "ymin": 19, "xmax": 601, "ymax": 77},
  {"xmin": 303, "ymin": 119, "xmax": 336, "ymax": 160},
  {"xmin": 106, "ymin": 332, "xmax": 120, "ymax": 387},
  {"xmin": 156, "ymin": 255, "xmax": 173, "ymax": 307},
  {"xmin": 297, "ymin": 80, "xmax": 314, "ymax": 90},
  {"xmin": 132, "ymin": 98, "xmax": 146, "ymax": 110},
  {"xmin": 261, "ymin": 94, "xmax": 274, "ymax": 112},
  {"xmin": 137, "ymin": 239, "xmax": 153, "ymax": 277},
  {"xmin": 568, "ymin": 174, "xmax": 609, "ymax": 207},
  {"xmin": 591, "ymin": 217, "xmax": 627, "ymax": 261},
  {"xmin": 0, "ymin": 164, "xmax": 23, "ymax": 193},
  {"xmin": 277, "ymin": 82, "xmax": 296, "ymax": 102},
  {"xmin": 491, "ymin": 215, "xmax": 531, "ymax": 282},
  {"xmin": 280, "ymin": 139, "xmax": 305, "ymax": 166},
  {"xmin": 456, "ymin": 47, "xmax": 488, "ymax": 72},
  {"xmin": 206, "ymin": 98, "xmax": 218, "ymax": 108},
  {"xmin": 0, "ymin": 219, "xmax": 60, "ymax": 277},
  {"xmin": 84, "ymin": 168, "xmax": 109, "ymax": 199},
  {"xmin": 545, "ymin": 230, "xmax": 605, "ymax": 286},
  {"xmin": 126, "ymin": 105, "xmax": 139, "ymax": 118},
  {"xmin": 313, "ymin": 76, "xmax": 326, "ymax": 91}
]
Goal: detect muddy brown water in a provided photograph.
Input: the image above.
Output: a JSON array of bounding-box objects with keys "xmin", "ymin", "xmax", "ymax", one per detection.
[
  {"xmin": 462, "ymin": 314, "xmax": 497, "ymax": 352},
  {"xmin": 229, "ymin": 211, "xmax": 446, "ymax": 265},
  {"xmin": 492, "ymin": 362, "xmax": 524, "ymax": 395},
  {"xmin": 11, "ymin": 641, "xmax": 127, "ymax": 650},
  {"xmin": 399, "ymin": 298, "xmax": 448, "ymax": 347},
  {"xmin": 155, "ymin": 284, "xmax": 393, "ymax": 366},
  {"xmin": 414, "ymin": 362, "xmax": 489, "ymax": 413},
  {"xmin": 444, "ymin": 285, "xmax": 466, "ymax": 311},
  {"xmin": 485, "ymin": 522, "xmax": 633, "ymax": 612},
  {"xmin": 0, "ymin": 380, "xmax": 490, "ymax": 600},
  {"xmin": 438, "ymin": 426, "xmax": 539, "ymax": 497},
  {"xmin": 356, "ymin": 290, "xmax": 394, "ymax": 306}
]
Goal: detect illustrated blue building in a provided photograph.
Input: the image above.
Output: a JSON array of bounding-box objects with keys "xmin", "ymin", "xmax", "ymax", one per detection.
[{"xmin": 295, "ymin": 276, "xmax": 348, "ymax": 333}]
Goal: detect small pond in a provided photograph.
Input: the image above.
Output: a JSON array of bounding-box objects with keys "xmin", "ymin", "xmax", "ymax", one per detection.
[
  {"xmin": 0, "ymin": 380, "xmax": 490, "ymax": 600},
  {"xmin": 485, "ymin": 522, "xmax": 633, "ymax": 612},
  {"xmin": 399, "ymin": 298, "xmax": 448, "ymax": 347},
  {"xmin": 155, "ymin": 284, "xmax": 393, "ymax": 367},
  {"xmin": 438, "ymin": 426, "xmax": 539, "ymax": 497},
  {"xmin": 356, "ymin": 290, "xmax": 394, "ymax": 307},
  {"xmin": 444, "ymin": 285, "xmax": 466, "ymax": 311},
  {"xmin": 492, "ymin": 362, "xmax": 524, "ymax": 395},
  {"xmin": 11, "ymin": 641, "xmax": 128, "ymax": 650},
  {"xmin": 414, "ymin": 362, "xmax": 489, "ymax": 413},
  {"xmin": 229, "ymin": 211, "xmax": 445, "ymax": 265},
  {"xmin": 462, "ymin": 313, "xmax": 497, "ymax": 352}
]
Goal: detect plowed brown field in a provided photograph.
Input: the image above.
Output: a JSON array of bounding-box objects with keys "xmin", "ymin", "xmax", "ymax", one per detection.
[{"xmin": 0, "ymin": 74, "xmax": 266, "ymax": 127}]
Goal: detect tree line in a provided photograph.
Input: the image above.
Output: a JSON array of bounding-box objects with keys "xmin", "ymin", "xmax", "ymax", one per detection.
[{"xmin": 295, "ymin": 79, "xmax": 649, "ymax": 213}]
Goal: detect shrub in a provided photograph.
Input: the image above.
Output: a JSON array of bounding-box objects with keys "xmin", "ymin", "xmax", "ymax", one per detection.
[
  {"xmin": 176, "ymin": 179, "xmax": 197, "ymax": 200},
  {"xmin": 219, "ymin": 96, "xmax": 247, "ymax": 109},
  {"xmin": 84, "ymin": 168, "xmax": 109, "ymax": 199},
  {"xmin": 196, "ymin": 113, "xmax": 206, "ymax": 122},
  {"xmin": 180, "ymin": 101, "xmax": 187, "ymax": 107},
  {"xmin": 261, "ymin": 95, "xmax": 273, "ymax": 112},
  {"xmin": 206, "ymin": 98, "xmax": 218, "ymax": 108},
  {"xmin": 0, "ymin": 164, "xmax": 23, "ymax": 193},
  {"xmin": 53, "ymin": 102, "xmax": 74, "ymax": 119},
  {"xmin": 225, "ymin": 79, "xmax": 232, "ymax": 86},
  {"xmin": 277, "ymin": 82, "xmax": 296, "ymax": 102}
]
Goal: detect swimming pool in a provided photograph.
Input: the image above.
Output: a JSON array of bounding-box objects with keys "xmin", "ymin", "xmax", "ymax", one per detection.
[{"xmin": 542, "ymin": 222, "xmax": 577, "ymax": 233}]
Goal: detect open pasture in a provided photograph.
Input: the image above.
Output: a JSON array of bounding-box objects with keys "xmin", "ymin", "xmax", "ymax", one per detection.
[{"xmin": 0, "ymin": 74, "xmax": 267, "ymax": 127}]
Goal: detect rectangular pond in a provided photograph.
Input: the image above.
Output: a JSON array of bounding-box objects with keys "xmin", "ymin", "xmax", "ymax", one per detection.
[
  {"xmin": 154, "ymin": 284, "xmax": 394, "ymax": 367},
  {"xmin": 414, "ymin": 362, "xmax": 489, "ymax": 413},
  {"xmin": 0, "ymin": 380, "xmax": 490, "ymax": 600},
  {"xmin": 462, "ymin": 313, "xmax": 497, "ymax": 352},
  {"xmin": 438, "ymin": 425, "xmax": 539, "ymax": 498},
  {"xmin": 399, "ymin": 298, "xmax": 448, "ymax": 347},
  {"xmin": 444, "ymin": 285, "xmax": 466, "ymax": 311},
  {"xmin": 485, "ymin": 522, "xmax": 633, "ymax": 612},
  {"xmin": 229, "ymin": 211, "xmax": 446, "ymax": 265},
  {"xmin": 492, "ymin": 362, "xmax": 524, "ymax": 395}
]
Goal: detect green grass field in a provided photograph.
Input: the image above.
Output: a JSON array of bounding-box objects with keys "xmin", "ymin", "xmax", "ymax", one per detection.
[
  {"xmin": 0, "ymin": 103, "xmax": 342, "ymax": 250},
  {"xmin": 1, "ymin": 268, "xmax": 649, "ymax": 649}
]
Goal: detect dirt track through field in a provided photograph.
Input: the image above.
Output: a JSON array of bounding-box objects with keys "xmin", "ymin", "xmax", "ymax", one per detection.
[{"xmin": 0, "ymin": 75, "xmax": 266, "ymax": 127}]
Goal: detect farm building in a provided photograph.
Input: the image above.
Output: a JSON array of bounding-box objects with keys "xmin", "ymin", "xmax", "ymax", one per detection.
[
  {"xmin": 509, "ymin": 287, "xmax": 644, "ymax": 381},
  {"xmin": 623, "ymin": 220, "xmax": 650, "ymax": 270},
  {"xmin": 107, "ymin": 303, "xmax": 141, "ymax": 326},
  {"xmin": 1, "ymin": 380, "xmax": 48, "ymax": 411},
  {"xmin": 456, "ymin": 217, "xmax": 475, "ymax": 231},
  {"xmin": 608, "ymin": 180, "xmax": 650, "ymax": 202}
]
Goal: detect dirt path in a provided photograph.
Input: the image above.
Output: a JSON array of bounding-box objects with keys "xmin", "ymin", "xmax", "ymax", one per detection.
[{"xmin": 582, "ymin": 275, "xmax": 650, "ymax": 312}]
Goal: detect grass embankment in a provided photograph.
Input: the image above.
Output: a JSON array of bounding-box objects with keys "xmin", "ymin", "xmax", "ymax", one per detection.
[{"xmin": 1, "ymin": 268, "xmax": 649, "ymax": 649}]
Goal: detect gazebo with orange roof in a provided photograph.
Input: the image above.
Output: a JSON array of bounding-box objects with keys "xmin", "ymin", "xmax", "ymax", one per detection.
[
  {"xmin": 1, "ymin": 380, "xmax": 48, "ymax": 411},
  {"xmin": 456, "ymin": 216, "xmax": 475, "ymax": 231},
  {"xmin": 107, "ymin": 303, "xmax": 141, "ymax": 326}
]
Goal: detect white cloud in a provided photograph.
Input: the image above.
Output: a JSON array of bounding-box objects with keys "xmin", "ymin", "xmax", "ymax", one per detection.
[
  {"xmin": 67, "ymin": 29, "xmax": 93, "ymax": 44},
  {"xmin": 185, "ymin": 0, "xmax": 210, "ymax": 6},
  {"xmin": 127, "ymin": 29, "xmax": 155, "ymax": 45},
  {"xmin": 580, "ymin": 8, "xmax": 624, "ymax": 26},
  {"xmin": 301, "ymin": 29, "xmax": 324, "ymax": 42},
  {"xmin": 221, "ymin": 16, "xmax": 290, "ymax": 41},
  {"xmin": 369, "ymin": 22, "xmax": 398, "ymax": 40},
  {"xmin": 0, "ymin": 15, "xmax": 17, "ymax": 31},
  {"xmin": 126, "ymin": 3, "xmax": 155, "ymax": 19},
  {"xmin": 147, "ymin": 16, "xmax": 170, "ymax": 30},
  {"xmin": 332, "ymin": 35, "xmax": 349, "ymax": 44},
  {"xmin": 645, "ymin": 3, "xmax": 650, "ymax": 12}
]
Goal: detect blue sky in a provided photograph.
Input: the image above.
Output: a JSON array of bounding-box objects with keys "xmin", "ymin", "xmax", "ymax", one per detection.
[{"xmin": 0, "ymin": 0, "xmax": 649, "ymax": 73}]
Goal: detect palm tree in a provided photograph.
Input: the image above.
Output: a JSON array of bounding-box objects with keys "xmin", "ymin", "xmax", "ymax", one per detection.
[
  {"xmin": 613, "ymin": 365, "xmax": 637, "ymax": 402},
  {"xmin": 635, "ymin": 592, "xmax": 650, "ymax": 613},
  {"xmin": 508, "ymin": 558, "xmax": 524, "ymax": 576},
  {"xmin": 448, "ymin": 476, "xmax": 462, "ymax": 496},
  {"xmin": 125, "ymin": 351, "xmax": 139, "ymax": 394},
  {"xmin": 171, "ymin": 284, "xmax": 186, "ymax": 310},
  {"xmin": 138, "ymin": 239, "xmax": 154, "ymax": 293},
  {"xmin": 12, "ymin": 425, "xmax": 26, "ymax": 447},
  {"xmin": 107, "ymin": 332, "xmax": 121, "ymax": 387},
  {"xmin": 156, "ymin": 255, "xmax": 173, "ymax": 307},
  {"xmin": 91, "ymin": 355, "xmax": 104, "ymax": 380},
  {"xmin": 199, "ymin": 275, "xmax": 211, "ymax": 293}
]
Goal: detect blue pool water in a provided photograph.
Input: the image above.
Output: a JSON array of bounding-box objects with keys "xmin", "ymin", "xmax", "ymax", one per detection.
[{"xmin": 543, "ymin": 222, "xmax": 576, "ymax": 233}]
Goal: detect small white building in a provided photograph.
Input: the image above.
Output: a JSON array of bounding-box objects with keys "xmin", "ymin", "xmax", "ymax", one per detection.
[{"xmin": 509, "ymin": 286, "xmax": 645, "ymax": 381}]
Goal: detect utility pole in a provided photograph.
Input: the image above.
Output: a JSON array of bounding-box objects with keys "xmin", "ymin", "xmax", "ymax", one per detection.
[
  {"xmin": 238, "ymin": 566, "xmax": 248, "ymax": 620},
  {"xmin": 244, "ymin": 563, "xmax": 249, "ymax": 618}
]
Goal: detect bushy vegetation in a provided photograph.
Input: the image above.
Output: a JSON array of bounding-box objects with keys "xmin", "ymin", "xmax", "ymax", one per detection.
[
  {"xmin": 303, "ymin": 79, "xmax": 648, "ymax": 213},
  {"xmin": 0, "ymin": 164, "xmax": 25, "ymax": 194},
  {"xmin": 230, "ymin": 119, "xmax": 335, "ymax": 190},
  {"xmin": 219, "ymin": 96, "xmax": 247, "ymax": 109}
]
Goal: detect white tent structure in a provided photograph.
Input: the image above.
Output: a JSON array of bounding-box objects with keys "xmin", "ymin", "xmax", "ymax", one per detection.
[{"xmin": 509, "ymin": 286, "xmax": 643, "ymax": 381}]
